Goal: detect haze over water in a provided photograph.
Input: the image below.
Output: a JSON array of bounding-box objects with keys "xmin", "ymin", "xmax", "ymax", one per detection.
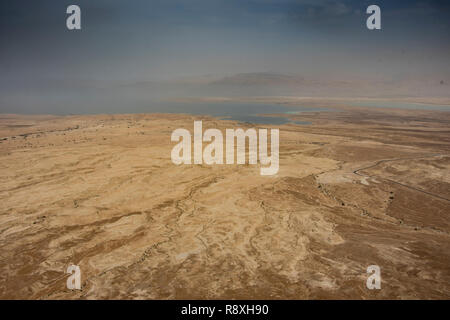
[{"xmin": 1, "ymin": 0, "xmax": 449, "ymax": 117}]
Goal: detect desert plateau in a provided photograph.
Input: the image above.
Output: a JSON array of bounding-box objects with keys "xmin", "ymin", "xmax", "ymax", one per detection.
[{"xmin": 0, "ymin": 104, "xmax": 449, "ymax": 299}]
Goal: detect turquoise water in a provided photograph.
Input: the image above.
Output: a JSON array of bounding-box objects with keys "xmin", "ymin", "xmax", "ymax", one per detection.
[
  {"xmin": 155, "ymin": 101, "xmax": 322, "ymax": 125},
  {"xmin": 19, "ymin": 98, "xmax": 447, "ymax": 125},
  {"xmin": 156, "ymin": 100, "xmax": 450, "ymax": 125}
]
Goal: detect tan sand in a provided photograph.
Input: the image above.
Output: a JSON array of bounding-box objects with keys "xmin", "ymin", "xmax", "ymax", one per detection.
[{"xmin": 0, "ymin": 107, "xmax": 449, "ymax": 299}]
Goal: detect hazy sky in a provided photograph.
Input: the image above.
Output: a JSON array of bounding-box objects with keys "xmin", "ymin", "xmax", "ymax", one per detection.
[{"xmin": 1, "ymin": 0, "xmax": 449, "ymax": 113}]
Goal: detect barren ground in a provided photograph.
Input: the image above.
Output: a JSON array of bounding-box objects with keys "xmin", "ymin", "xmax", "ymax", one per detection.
[{"xmin": 0, "ymin": 106, "xmax": 449, "ymax": 299}]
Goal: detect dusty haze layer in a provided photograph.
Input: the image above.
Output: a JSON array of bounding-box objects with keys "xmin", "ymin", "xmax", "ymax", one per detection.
[{"xmin": 0, "ymin": 106, "xmax": 449, "ymax": 299}]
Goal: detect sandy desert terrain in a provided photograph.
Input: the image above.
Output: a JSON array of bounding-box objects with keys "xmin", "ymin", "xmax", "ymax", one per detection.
[{"xmin": 0, "ymin": 106, "xmax": 449, "ymax": 299}]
